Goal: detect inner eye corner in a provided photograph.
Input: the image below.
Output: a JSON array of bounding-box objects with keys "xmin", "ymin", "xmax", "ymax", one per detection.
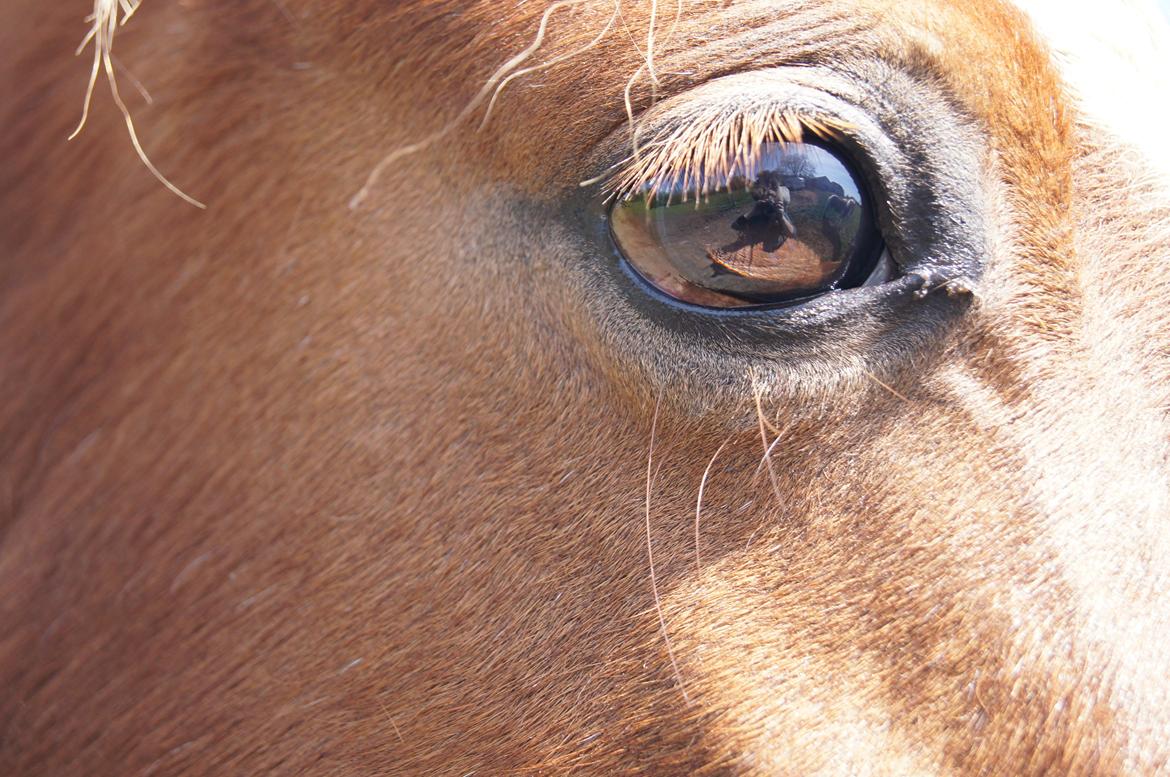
[{"xmin": 608, "ymin": 134, "xmax": 889, "ymax": 311}]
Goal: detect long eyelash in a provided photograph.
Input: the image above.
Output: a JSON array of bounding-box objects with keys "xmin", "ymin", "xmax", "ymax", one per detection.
[{"xmin": 601, "ymin": 107, "xmax": 851, "ymax": 204}]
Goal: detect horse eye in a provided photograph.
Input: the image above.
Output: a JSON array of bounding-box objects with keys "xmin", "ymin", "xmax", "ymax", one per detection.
[{"xmin": 610, "ymin": 140, "xmax": 886, "ymax": 308}]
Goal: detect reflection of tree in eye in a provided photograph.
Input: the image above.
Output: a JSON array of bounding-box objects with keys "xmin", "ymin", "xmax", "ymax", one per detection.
[
  {"xmin": 727, "ymin": 148, "xmax": 812, "ymax": 191},
  {"xmin": 769, "ymin": 146, "xmax": 816, "ymax": 179}
]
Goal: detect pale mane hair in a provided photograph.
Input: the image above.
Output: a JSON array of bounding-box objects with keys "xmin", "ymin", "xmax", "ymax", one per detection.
[{"xmin": 73, "ymin": 0, "xmax": 204, "ymax": 206}]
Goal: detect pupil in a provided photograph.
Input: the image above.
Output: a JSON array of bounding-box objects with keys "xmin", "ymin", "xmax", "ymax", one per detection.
[{"xmin": 611, "ymin": 141, "xmax": 880, "ymax": 308}]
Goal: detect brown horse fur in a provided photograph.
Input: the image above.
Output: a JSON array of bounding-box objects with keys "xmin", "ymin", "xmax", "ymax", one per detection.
[{"xmin": 2, "ymin": 0, "xmax": 1170, "ymax": 774}]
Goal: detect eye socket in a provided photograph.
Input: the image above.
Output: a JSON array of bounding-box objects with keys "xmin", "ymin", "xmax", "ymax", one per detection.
[{"xmin": 609, "ymin": 140, "xmax": 887, "ymax": 308}]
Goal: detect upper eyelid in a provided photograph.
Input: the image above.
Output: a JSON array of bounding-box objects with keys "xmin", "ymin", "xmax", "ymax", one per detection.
[
  {"xmin": 587, "ymin": 70, "xmax": 874, "ymax": 202},
  {"xmin": 584, "ymin": 64, "xmax": 990, "ymax": 276}
]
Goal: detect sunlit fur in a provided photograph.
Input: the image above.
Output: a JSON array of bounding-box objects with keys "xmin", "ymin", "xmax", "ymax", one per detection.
[{"xmin": 2, "ymin": 0, "xmax": 1169, "ymax": 774}]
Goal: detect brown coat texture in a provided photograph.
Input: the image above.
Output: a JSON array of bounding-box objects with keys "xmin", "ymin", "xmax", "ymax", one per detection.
[{"xmin": 2, "ymin": 0, "xmax": 1169, "ymax": 774}]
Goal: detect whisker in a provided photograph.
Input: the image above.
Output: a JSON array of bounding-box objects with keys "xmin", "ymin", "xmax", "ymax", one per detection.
[
  {"xmin": 481, "ymin": 0, "xmax": 621, "ymax": 129},
  {"xmin": 862, "ymin": 368, "xmax": 912, "ymax": 403},
  {"xmin": 351, "ymin": 0, "xmax": 588, "ymax": 208},
  {"xmin": 753, "ymin": 428, "xmax": 788, "ymax": 478},
  {"xmin": 624, "ymin": 62, "xmax": 648, "ymax": 164},
  {"xmin": 694, "ymin": 437, "xmax": 730, "ymax": 572},
  {"xmin": 751, "ymin": 376, "xmax": 785, "ymax": 507},
  {"xmin": 751, "ymin": 369, "xmax": 783, "ymax": 436},
  {"xmin": 646, "ymin": 0, "xmax": 659, "ymax": 88},
  {"xmin": 111, "ymin": 53, "xmax": 152, "ymax": 104},
  {"xmin": 376, "ymin": 697, "xmax": 406, "ymax": 745},
  {"xmin": 615, "ymin": 0, "xmax": 646, "ymax": 60},
  {"xmin": 644, "ymin": 392, "xmax": 690, "ymax": 706}
]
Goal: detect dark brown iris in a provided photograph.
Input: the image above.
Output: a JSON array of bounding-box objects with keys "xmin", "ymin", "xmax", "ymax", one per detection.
[{"xmin": 610, "ymin": 141, "xmax": 882, "ymax": 308}]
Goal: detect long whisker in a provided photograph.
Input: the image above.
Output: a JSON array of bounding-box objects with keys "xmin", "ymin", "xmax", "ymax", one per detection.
[
  {"xmin": 624, "ymin": 62, "xmax": 648, "ymax": 162},
  {"xmin": 645, "ymin": 0, "xmax": 660, "ymax": 88},
  {"xmin": 111, "ymin": 53, "xmax": 153, "ymax": 104},
  {"xmin": 751, "ymin": 377, "xmax": 784, "ymax": 506},
  {"xmin": 645, "ymin": 392, "xmax": 690, "ymax": 706},
  {"xmin": 101, "ymin": 29, "xmax": 204, "ymax": 207},
  {"xmin": 350, "ymin": 0, "xmax": 586, "ymax": 209},
  {"xmin": 615, "ymin": 0, "xmax": 647, "ymax": 63},
  {"xmin": 753, "ymin": 429, "xmax": 787, "ymax": 478},
  {"xmin": 694, "ymin": 437, "xmax": 730, "ymax": 572},
  {"xmin": 751, "ymin": 369, "xmax": 783, "ymax": 437},
  {"xmin": 480, "ymin": 0, "xmax": 621, "ymax": 129}
]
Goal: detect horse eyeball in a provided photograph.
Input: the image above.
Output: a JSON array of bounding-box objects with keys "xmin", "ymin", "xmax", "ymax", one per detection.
[{"xmin": 610, "ymin": 140, "xmax": 885, "ymax": 309}]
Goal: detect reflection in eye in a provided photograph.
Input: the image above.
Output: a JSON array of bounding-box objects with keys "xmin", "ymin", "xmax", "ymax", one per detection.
[{"xmin": 610, "ymin": 141, "xmax": 886, "ymax": 308}]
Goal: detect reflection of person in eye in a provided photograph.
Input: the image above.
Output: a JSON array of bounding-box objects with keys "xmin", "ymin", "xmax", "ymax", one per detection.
[{"xmin": 729, "ymin": 170, "xmax": 797, "ymax": 251}]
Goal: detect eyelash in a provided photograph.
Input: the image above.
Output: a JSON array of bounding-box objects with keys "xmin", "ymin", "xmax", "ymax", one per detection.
[{"xmin": 598, "ymin": 106, "xmax": 852, "ymax": 203}]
